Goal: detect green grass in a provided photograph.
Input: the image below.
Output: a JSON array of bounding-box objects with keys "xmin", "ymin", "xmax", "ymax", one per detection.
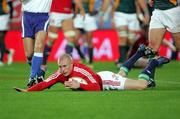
[{"xmin": 0, "ymin": 61, "xmax": 180, "ymax": 119}]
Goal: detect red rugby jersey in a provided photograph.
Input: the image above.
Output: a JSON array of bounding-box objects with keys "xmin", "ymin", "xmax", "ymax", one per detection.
[
  {"xmin": 27, "ymin": 62, "xmax": 103, "ymax": 91},
  {"xmin": 50, "ymin": 0, "xmax": 73, "ymax": 13}
]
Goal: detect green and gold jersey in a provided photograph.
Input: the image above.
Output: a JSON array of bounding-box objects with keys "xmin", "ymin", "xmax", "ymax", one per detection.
[
  {"xmin": 82, "ymin": 0, "xmax": 90, "ymax": 13},
  {"xmin": 0, "ymin": 0, "xmax": 9, "ymax": 15},
  {"xmin": 82, "ymin": 0, "xmax": 95, "ymax": 13},
  {"xmin": 154, "ymin": 0, "xmax": 178, "ymax": 10},
  {"xmin": 116, "ymin": 0, "xmax": 136, "ymax": 13}
]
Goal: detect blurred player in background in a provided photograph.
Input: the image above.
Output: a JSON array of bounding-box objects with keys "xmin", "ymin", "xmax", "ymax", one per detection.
[
  {"xmin": 0, "ymin": 0, "xmax": 14, "ymax": 66},
  {"xmin": 147, "ymin": 0, "xmax": 180, "ymax": 58},
  {"xmin": 74, "ymin": 0, "xmax": 110, "ymax": 67},
  {"xmin": 14, "ymin": 45, "xmax": 170, "ymax": 92},
  {"xmin": 39, "ymin": 0, "xmax": 85, "ymax": 80},
  {"xmin": 112, "ymin": 0, "xmax": 150, "ymax": 67},
  {"xmin": 20, "ymin": 0, "xmax": 52, "ymax": 87},
  {"xmin": 127, "ymin": 0, "xmax": 177, "ymax": 68}
]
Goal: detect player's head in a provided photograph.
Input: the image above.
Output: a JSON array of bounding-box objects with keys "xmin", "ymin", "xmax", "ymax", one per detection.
[{"xmin": 58, "ymin": 54, "xmax": 73, "ymax": 76}]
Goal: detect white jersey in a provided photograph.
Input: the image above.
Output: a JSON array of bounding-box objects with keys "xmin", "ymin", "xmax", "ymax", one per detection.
[{"xmin": 22, "ymin": 0, "xmax": 52, "ymax": 13}]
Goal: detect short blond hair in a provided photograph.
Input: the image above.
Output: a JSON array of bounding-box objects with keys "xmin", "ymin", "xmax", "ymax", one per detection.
[{"xmin": 57, "ymin": 53, "xmax": 73, "ymax": 64}]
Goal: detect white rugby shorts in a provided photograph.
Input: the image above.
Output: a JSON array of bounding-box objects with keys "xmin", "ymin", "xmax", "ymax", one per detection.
[
  {"xmin": 74, "ymin": 14, "xmax": 97, "ymax": 32},
  {"xmin": 0, "ymin": 14, "xmax": 10, "ymax": 31},
  {"xmin": 97, "ymin": 71, "xmax": 126, "ymax": 90},
  {"xmin": 149, "ymin": 6, "xmax": 180, "ymax": 33},
  {"xmin": 114, "ymin": 12, "xmax": 141, "ymax": 31}
]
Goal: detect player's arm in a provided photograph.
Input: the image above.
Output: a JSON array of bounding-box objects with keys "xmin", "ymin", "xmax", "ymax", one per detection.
[
  {"xmin": 148, "ymin": 0, "xmax": 154, "ymax": 7},
  {"xmin": 7, "ymin": 0, "xmax": 13, "ymax": 19},
  {"xmin": 74, "ymin": 0, "xmax": 85, "ymax": 18},
  {"xmin": 111, "ymin": 0, "xmax": 120, "ymax": 18},
  {"xmin": 97, "ymin": 0, "xmax": 111, "ymax": 22},
  {"xmin": 137, "ymin": 0, "xmax": 150, "ymax": 25},
  {"xmin": 27, "ymin": 71, "xmax": 62, "ymax": 91},
  {"xmin": 101, "ymin": 0, "xmax": 110, "ymax": 13},
  {"xmin": 112, "ymin": 0, "xmax": 120, "ymax": 11},
  {"xmin": 65, "ymin": 80, "xmax": 101, "ymax": 91},
  {"xmin": 27, "ymin": 79, "xmax": 58, "ymax": 91},
  {"xmin": 89, "ymin": 0, "xmax": 95, "ymax": 13}
]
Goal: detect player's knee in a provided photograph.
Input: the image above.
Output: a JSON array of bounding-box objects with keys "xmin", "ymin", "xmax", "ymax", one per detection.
[
  {"xmin": 128, "ymin": 32, "xmax": 136, "ymax": 41},
  {"xmin": 64, "ymin": 30, "xmax": 76, "ymax": 38},
  {"xmin": 118, "ymin": 30, "xmax": 128, "ymax": 37},
  {"xmin": 48, "ymin": 32, "xmax": 58, "ymax": 39}
]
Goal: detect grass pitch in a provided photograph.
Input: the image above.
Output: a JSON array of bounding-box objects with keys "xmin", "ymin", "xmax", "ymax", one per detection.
[{"xmin": 0, "ymin": 61, "xmax": 180, "ymax": 119}]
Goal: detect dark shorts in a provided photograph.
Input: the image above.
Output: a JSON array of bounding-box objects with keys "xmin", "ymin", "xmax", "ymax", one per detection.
[{"xmin": 22, "ymin": 11, "xmax": 49, "ymax": 39}]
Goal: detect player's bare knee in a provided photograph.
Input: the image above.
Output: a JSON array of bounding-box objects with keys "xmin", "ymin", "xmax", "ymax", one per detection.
[
  {"xmin": 118, "ymin": 30, "xmax": 128, "ymax": 38},
  {"xmin": 64, "ymin": 30, "xmax": 76, "ymax": 38},
  {"xmin": 34, "ymin": 43, "xmax": 44, "ymax": 52},
  {"xmin": 48, "ymin": 32, "xmax": 58, "ymax": 40},
  {"xmin": 128, "ymin": 32, "xmax": 136, "ymax": 42}
]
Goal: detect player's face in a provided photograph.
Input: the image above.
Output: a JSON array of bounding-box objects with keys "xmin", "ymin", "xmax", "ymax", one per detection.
[{"xmin": 58, "ymin": 59, "xmax": 73, "ymax": 76}]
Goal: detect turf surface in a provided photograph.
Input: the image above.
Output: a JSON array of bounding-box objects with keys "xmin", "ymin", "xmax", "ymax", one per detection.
[{"xmin": 0, "ymin": 61, "xmax": 180, "ymax": 119}]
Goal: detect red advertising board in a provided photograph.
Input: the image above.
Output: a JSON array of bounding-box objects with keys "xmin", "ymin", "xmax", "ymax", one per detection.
[{"xmin": 4, "ymin": 30, "xmax": 180, "ymax": 62}]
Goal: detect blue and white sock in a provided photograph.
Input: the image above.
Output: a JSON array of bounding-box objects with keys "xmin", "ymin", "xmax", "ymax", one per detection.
[{"xmin": 30, "ymin": 53, "xmax": 43, "ymax": 79}]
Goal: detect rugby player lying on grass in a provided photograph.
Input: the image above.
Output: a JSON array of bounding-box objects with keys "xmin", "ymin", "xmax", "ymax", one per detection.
[{"xmin": 14, "ymin": 45, "xmax": 170, "ymax": 92}]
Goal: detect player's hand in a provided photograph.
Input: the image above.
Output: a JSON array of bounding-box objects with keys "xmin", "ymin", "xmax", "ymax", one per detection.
[
  {"xmin": 143, "ymin": 13, "xmax": 150, "ymax": 25},
  {"xmin": 79, "ymin": 10, "xmax": 86, "ymax": 20},
  {"xmin": 64, "ymin": 79, "xmax": 80, "ymax": 89},
  {"xmin": 149, "ymin": 0, "xmax": 154, "ymax": 7}
]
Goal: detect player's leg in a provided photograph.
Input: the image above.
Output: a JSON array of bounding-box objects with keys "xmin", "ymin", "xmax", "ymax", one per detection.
[
  {"xmin": 7, "ymin": 48, "xmax": 14, "ymax": 65},
  {"xmin": 28, "ymin": 31, "xmax": 47, "ymax": 87},
  {"xmin": 0, "ymin": 31, "xmax": 7, "ymax": 65},
  {"xmin": 62, "ymin": 18, "xmax": 76, "ymax": 55},
  {"xmin": 124, "ymin": 78, "xmax": 148, "ymax": 90},
  {"xmin": 0, "ymin": 14, "xmax": 11, "ymax": 66},
  {"xmin": 147, "ymin": 9, "xmax": 167, "ymax": 56},
  {"xmin": 28, "ymin": 13, "xmax": 49, "ymax": 87},
  {"xmin": 117, "ymin": 27, "xmax": 129, "ymax": 65},
  {"xmin": 42, "ymin": 12, "xmax": 62, "ymax": 72},
  {"xmin": 114, "ymin": 12, "xmax": 129, "ymax": 67},
  {"xmin": 127, "ymin": 30, "xmax": 149, "ymax": 68},
  {"xmin": 43, "ymin": 25, "xmax": 59, "ymax": 66},
  {"xmin": 148, "ymin": 28, "xmax": 166, "ymax": 52},
  {"xmin": 124, "ymin": 56, "xmax": 170, "ymax": 90},
  {"xmin": 84, "ymin": 14, "xmax": 97, "ymax": 66},
  {"xmin": 119, "ymin": 44, "xmax": 148, "ymax": 77},
  {"xmin": 98, "ymin": 71, "xmax": 147, "ymax": 90},
  {"xmin": 38, "ymin": 24, "xmax": 59, "ymax": 81},
  {"xmin": 86, "ymin": 31, "xmax": 94, "ymax": 64},
  {"xmin": 21, "ymin": 12, "xmax": 36, "ymax": 86},
  {"xmin": 138, "ymin": 56, "xmax": 170, "ymax": 87},
  {"xmin": 126, "ymin": 14, "xmax": 142, "ymax": 54},
  {"xmin": 172, "ymin": 32, "xmax": 180, "ymax": 51},
  {"xmin": 23, "ymin": 37, "xmax": 35, "ymax": 86},
  {"xmin": 164, "ymin": 6, "xmax": 180, "ymax": 51}
]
